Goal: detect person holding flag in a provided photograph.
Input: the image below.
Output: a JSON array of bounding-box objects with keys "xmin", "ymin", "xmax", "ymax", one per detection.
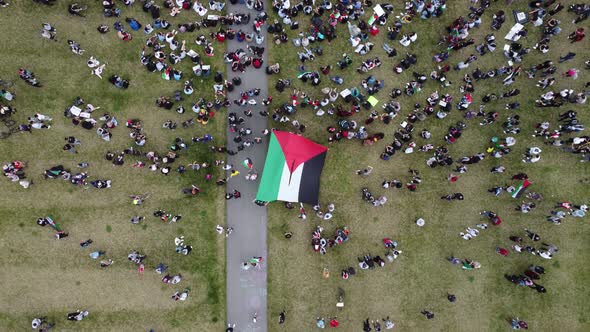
[{"xmin": 242, "ymin": 157, "xmax": 253, "ymax": 170}]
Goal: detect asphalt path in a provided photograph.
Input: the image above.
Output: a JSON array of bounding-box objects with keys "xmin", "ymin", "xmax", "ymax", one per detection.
[{"xmin": 225, "ymin": 1, "xmax": 269, "ymax": 331}]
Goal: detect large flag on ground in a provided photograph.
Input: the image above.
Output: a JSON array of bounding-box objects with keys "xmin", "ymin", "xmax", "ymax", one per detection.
[{"xmin": 256, "ymin": 131, "xmax": 328, "ymax": 204}]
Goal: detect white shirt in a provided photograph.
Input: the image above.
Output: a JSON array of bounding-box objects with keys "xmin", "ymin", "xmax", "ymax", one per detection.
[
  {"xmin": 400, "ymin": 36, "xmax": 411, "ymax": 47},
  {"xmin": 539, "ymin": 251, "xmax": 552, "ymax": 259},
  {"xmin": 35, "ymin": 113, "xmax": 51, "ymax": 121},
  {"xmin": 87, "ymin": 58, "xmax": 100, "ymax": 68}
]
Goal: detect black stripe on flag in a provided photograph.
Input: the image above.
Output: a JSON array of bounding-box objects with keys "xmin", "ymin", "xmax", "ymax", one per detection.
[{"xmin": 298, "ymin": 152, "xmax": 327, "ymax": 205}]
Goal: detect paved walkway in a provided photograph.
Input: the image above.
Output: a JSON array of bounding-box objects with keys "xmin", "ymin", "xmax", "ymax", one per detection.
[{"xmin": 225, "ymin": 2, "xmax": 269, "ymax": 331}]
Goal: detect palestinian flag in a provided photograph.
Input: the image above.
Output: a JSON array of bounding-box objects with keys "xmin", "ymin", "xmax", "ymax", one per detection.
[
  {"xmin": 257, "ymin": 131, "xmax": 328, "ymax": 204},
  {"xmin": 511, "ymin": 179, "xmax": 531, "ymax": 198}
]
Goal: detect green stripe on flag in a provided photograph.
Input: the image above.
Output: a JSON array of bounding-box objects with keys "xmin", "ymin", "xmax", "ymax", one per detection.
[
  {"xmin": 511, "ymin": 180, "xmax": 530, "ymax": 198},
  {"xmin": 511, "ymin": 182, "xmax": 523, "ymax": 198},
  {"xmin": 256, "ymin": 133, "xmax": 286, "ymax": 202}
]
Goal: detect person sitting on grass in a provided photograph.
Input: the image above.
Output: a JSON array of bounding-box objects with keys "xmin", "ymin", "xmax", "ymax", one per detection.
[
  {"xmin": 462, "ymin": 259, "xmax": 481, "ymax": 270},
  {"xmin": 382, "ymin": 316, "xmax": 395, "ymax": 329},
  {"xmin": 421, "ymin": 310, "xmax": 434, "ymax": 319},
  {"xmin": 109, "ymin": 75, "xmax": 129, "ymax": 89},
  {"xmin": 31, "ymin": 317, "xmax": 50, "ymax": 329},
  {"xmin": 171, "ymin": 288, "xmax": 189, "ymax": 301},
  {"xmin": 33, "ymin": 0, "xmax": 57, "ymax": 5},
  {"xmin": 68, "ymin": 3, "xmax": 87, "ymax": 17},
  {"xmin": 66, "ymin": 310, "xmax": 89, "ymax": 321}
]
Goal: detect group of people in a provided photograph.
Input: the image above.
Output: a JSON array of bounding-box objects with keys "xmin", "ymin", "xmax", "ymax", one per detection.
[
  {"xmin": 1, "ymin": 1, "xmax": 256, "ymax": 330},
  {"xmin": 2, "ymin": 160, "xmax": 30, "ymax": 188},
  {"xmin": 310, "ymin": 224, "xmax": 349, "ymax": 255},
  {"xmin": 259, "ymin": 0, "xmax": 588, "ymax": 330},
  {"xmin": 0, "ymin": 0, "xmax": 586, "ymax": 330}
]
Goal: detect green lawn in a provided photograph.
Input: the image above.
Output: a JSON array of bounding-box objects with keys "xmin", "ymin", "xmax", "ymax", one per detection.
[
  {"xmin": 0, "ymin": 2, "xmax": 225, "ymax": 331},
  {"xmin": 1, "ymin": 1, "xmax": 589, "ymax": 331},
  {"xmin": 267, "ymin": 1, "xmax": 589, "ymax": 331}
]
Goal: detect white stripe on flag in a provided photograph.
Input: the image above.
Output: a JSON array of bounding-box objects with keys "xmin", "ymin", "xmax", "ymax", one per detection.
[{"xmin": 277, "ymin": 161, "xmax": 303, "ymax": 202}]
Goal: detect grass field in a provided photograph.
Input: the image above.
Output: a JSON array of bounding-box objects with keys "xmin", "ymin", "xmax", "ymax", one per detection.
[
  {"xmin": 0, "ymin": 2, "xmax": 226, "ymax": 331},
  {"xmin": 266, "ymin": 1, "xmax": 589, "ymax": 331},
  {"xmin": 1, "ymin": 1, "xmax": 589, "ymax": 331}
]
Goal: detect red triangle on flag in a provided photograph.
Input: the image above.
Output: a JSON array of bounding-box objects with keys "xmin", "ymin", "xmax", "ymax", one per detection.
[{"xmin": 273, "ymin": 131, "xmax": 328, "ymax": 173}]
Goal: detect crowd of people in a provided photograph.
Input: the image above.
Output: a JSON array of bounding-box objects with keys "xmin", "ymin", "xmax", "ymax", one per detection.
[
  {"xmin": 0, "ymin": 0, "xmax": 587, "ymax": 330},
  {"xmin": 0, "ymin": 1, "xmax": 252, "ymax": 330},
  {"xmin": 255, "ymin": 0, "xmax": 588, "ymax": 330}
]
